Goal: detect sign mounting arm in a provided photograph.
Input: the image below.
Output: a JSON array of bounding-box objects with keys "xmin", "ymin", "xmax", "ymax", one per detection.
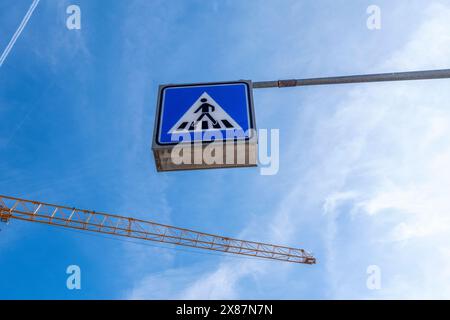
[{"xmin": 252, "ymin": 68, "xmax": 450, "ymax": 89}]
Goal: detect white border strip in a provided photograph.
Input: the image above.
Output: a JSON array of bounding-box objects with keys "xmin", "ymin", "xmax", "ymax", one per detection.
[{"xmin": 0, "ymin": 0, "xmax": 40, "ymax": 67}]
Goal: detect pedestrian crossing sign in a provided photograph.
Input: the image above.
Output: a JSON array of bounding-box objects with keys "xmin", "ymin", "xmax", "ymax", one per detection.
[
  {"xmin": 154, "ymin": 81, "xmax": 255, "ymax": 145},
  {"xmin": 152, "ymin": 80, "xmax": 257, "ymax": 172}
]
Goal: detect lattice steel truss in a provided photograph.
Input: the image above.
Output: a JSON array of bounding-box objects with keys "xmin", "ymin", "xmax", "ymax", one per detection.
[{"xmin": 0, "ymin": 195, "xmax": 316, "ymax": 264}]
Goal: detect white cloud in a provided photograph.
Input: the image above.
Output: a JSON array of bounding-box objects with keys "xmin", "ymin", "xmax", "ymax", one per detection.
[
  {"xmin": 180, "ymin": 263, "xmax": 245, "ymax": 299},
  {"xmin": 126, "ymin": 0, "xmax": 450, "ymax": 299},
  {"xmin": 127, "ymin": 267, "xmax": 198, "ymax": 300},
  {"xmin": 318, "ymin": 1, "xmax": 450, "ymax": 298}
]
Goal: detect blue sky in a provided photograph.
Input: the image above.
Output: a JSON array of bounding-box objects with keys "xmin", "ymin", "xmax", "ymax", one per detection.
[{"xmin": 1, "ymin": 0, "xmax": 450, "ymax": 299}]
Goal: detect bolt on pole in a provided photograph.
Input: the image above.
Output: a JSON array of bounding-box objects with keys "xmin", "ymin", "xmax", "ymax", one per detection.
[{"xmin": 252, "ymin": 69, "xmax": 450, "ymax": 89}]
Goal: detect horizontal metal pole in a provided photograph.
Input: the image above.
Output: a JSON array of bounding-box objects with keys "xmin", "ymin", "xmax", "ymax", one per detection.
[{"xmin": 252, "ymin": 69, "xmax": 450, "ymax": 89}]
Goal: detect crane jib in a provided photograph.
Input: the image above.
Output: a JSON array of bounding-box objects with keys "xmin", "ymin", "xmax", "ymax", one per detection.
[{"xmin": 0, "ymin": 194, "xmax": 316, "ymax": 265}]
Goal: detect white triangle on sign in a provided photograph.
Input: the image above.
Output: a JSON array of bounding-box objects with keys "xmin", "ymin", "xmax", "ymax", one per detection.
[{"xmin": 169, "ymin": 92, "xmax": 243, "ymax": 134}]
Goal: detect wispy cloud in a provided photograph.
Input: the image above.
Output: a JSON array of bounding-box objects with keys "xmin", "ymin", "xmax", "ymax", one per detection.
[
  {"xmin": 318, "ymin": 1, "xmax": 450, "ymax": 298},
  {"xmin": 125, "ymin": 1, "xmax": 450, "ymax": 299}
]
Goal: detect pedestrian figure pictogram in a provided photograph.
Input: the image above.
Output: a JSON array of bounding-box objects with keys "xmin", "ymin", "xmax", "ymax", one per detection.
[{"xmin": 193, "ymin": 98, "xmax": 220, "ymax": 129}]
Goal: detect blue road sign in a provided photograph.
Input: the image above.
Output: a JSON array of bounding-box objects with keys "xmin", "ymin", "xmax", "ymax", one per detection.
[{"xmin": 154, "ymin": 81, "xmax": 255, "ymax": 145}]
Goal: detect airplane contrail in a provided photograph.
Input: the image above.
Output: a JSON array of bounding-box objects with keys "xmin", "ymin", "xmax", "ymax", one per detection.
[{"xmin": 0, "ymin": 0, "xmax": 40, "ymax": 67}]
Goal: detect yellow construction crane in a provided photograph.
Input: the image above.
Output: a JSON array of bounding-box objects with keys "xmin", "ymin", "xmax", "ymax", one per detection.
[{"xmin": 0, "ymin": 194, "xmax": 316, "ymax": 265}]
